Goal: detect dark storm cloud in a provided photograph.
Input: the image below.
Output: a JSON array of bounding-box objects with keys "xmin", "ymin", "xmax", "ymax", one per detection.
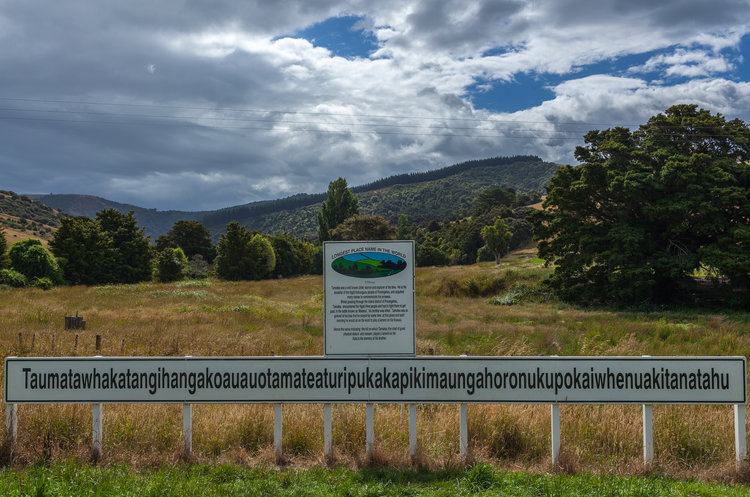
[{"xmin": 0, "ymin": 0, "xmax": 749, "ymax": 210}]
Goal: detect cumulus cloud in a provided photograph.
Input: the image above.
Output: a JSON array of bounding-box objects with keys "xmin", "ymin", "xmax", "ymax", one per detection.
[{"xmin": 1, "ymin": 0, "xmax": 749, "ymax": 209}]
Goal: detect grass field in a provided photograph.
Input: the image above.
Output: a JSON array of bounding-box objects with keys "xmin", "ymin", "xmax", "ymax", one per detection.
[
  {"xmin": 1, "ymin": 252, "xmax": 750, "ymax": 486},
  {"xmin": 2, "ymin": 463, "xmax": 749, "ymax": 497}
]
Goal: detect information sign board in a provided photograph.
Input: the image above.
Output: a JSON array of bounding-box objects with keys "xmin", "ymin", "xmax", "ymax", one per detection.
[{"xmin": 324, "ymin": 241, "xmax": 415, "ymax": 356}]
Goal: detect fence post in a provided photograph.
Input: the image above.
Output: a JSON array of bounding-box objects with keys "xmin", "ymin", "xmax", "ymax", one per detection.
[
  {"xmin": 459, "ymin": 403, "xmax": 468, "ymax": 463},
  {"xmin": 409, "ymin": 403, "xmax": 417, "ymax": 464},
  {"xmin": 324, "ymin": 403, "xmax": 332, "ymax": 461},
  {"xmin": 643, "ymin": 404, "xmax": 654, "ymax": 465},
  {"xmin": 366, "ymin": 403, "xmax": 374, "ymax": 461},
  {"xmin": 735, "ymin": 404, "xmax": 747, "ymax": 467},
  {"xmin": 274, "ymin": 404, "xmax": 283, "ymax": 463},
  {"xmin": 459, "ymin": 352, "xmax": 468, "ymax": 463},
  {"xmin": 92, "ymin": 403, "xmax": 103, "ymax": 461},
  {"xmin": 551, "ymin": 404, "xmax": 560, "ymax": 466},
  {"xmin": 5, "ymin": 403, "xmax": 17, "ymax": 453},
  {"xmin": 182, "ymin": 403, "xmax": 192, "ymax": 459}
]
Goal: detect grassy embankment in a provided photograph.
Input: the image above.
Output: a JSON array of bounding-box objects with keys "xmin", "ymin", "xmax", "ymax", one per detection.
[{"xmin": 1, "ymin": 252, "xmax": 750, "ymax": 484}]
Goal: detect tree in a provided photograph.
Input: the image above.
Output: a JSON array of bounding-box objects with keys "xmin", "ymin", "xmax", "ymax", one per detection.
[
  {"xmin": 97, "ymin": 209, "xmax": 153, "ymax": 283},
  {"xmin": 0, "ymin": 225, "xmax": 8, "ymax": 269},
  {"xmin": 471, "ymin": 187, "xmax": 516, "ymax": 216},
  {"xmin": 530, "ymin": 105, "xmax": 750, "ymax": 305},
  {"xmin": 395, "ymin": 214, "xmax": 410, "ymax": 240},
  {"xmin": 246, "ymin": 234, "xmax": 276, "ymax": 280},
  {"xmin": 481, "ymin": 217, "xmax": 512, "ymax": 264},
  {"xmin": 317, "ymin": 178, "xmax": 359, "ymax": 242},
  {"xmin": 330, "ymin": 214, "xmax": 395, "ymax": 241},
  {"xmin": 155, "ymin": 247, "xmax": 188, "ymax": 282},
  {"xmin": 50, "ymin": 216, "xmax": 118, "ymax": 285},
  {"xmin": 215, "ymin": 223, "xmax": 276, "ymax": 280},
  {"xmin": 157, "ymin": 220, "xmax": 216, "ymax": 263},
  {"xmin": 269, "ymin": 234, "xmax": 312, "ymax": 277},
  {"xmin": 215, "ymin": 222, "xmax": 252, "ymax": 281},
  {"xmin": 8, "ymin": 239, "xmax": 62, "ymax": 283}
]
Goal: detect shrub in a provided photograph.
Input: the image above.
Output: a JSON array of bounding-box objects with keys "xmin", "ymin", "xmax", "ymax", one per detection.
[
  {"xmin": 32, "ymin": 277, "xmax": 54, "ymax": 290},
  {"xmin": 8, "ymin": 239, "xmax": 61, "ymax": 283},
  {"xmin": 0, "ymin": 268, "xmax": 28, "ymax": 287},
  {"xmin": 155, "ymin": 248, "xmax": 188, "ymax": 282}
]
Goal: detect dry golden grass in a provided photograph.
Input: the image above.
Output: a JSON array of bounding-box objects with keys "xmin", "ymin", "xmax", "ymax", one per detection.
[{"xmin": 1, "ymin": 258, "xmax": 750, "ymax": 482}]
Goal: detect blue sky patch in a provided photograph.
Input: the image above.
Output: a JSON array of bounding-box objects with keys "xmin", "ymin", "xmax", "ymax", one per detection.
[{"xmin": 296, "ymin": 15, "xmax": 378, "ymax": 59}]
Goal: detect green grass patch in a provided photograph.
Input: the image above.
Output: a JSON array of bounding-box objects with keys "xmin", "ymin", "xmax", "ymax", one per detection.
[{"xmin": 0, "ymin": 463, "xmax": 747, "ymax": 497}]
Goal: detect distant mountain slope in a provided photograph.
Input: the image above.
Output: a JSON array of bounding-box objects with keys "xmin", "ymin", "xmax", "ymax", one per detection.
[
  {"xmin": 29, "ymin": 156, "xmax": 559, "ymax": 240},
  {"xmin": 27, "ymin": 194, "xmax": 207, "ymax": 240},
  {"xmin": 0, "ymin": 191, "xmax": 66, "ymax": 245},
  {"xmin": 205, "ymin": 156, "xmax": 559, "ymax": 239}
]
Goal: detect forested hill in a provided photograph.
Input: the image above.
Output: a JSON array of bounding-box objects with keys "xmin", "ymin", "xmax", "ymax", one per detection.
[
  {"xmin": 26, "ymin": 194, "xmax": 207, "ymax": 239},
  {"xmin": 201, "ymin": 156, "xmax": 558, "ymax": 239},
  {"xmin": 29, "ymin": 156, "xmax": 559, "ymax": 240}
]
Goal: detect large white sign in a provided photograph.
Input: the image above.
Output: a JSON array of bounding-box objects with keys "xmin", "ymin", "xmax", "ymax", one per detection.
[
  {"xmin": 6, "ymin": 356, "xmax": 745, "ymax": 404},
  {"xmin": 324, "ymin": 241, "xmax": 415, "ymax": 356}
]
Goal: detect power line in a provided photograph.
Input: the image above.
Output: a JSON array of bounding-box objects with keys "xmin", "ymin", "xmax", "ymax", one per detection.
[
  {"xmin": 0, "ymin": 114, "xmax": 587, "ymax": 140},
  {"xmin": 0, "ymin": 96, "xmax": 643, "ymax": 128}
]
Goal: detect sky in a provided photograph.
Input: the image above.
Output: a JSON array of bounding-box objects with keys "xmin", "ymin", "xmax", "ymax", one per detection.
[{"xmin": 1, "ymin": 0, "xmax": 750, "ymax": 211}]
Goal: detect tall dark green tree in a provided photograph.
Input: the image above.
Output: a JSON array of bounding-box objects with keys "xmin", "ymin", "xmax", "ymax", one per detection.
[
  {"xmin": 215, "ymin": 223, "xmax": 276, "ymax": 280},
  {"xmin": 50, "ymin": 216, "xmax": 118, "ymax": 285},
  {"xmin": 97, "ymin": 209, "xmax": 153, "ymax": 283},
  {"xmin": 530, "ymin": 105, "xmax": 750, "ymax": 305},
  {"xmin": 0, "ymin": 225, "xmax": 8, "ymax": 269},
  {"xmin": 156, "ymin": 220, "xmax": 216, "ymax": 263},
  {"xmin": 317, "ymin": 178, "xmax": 359, "ymax": 243}
]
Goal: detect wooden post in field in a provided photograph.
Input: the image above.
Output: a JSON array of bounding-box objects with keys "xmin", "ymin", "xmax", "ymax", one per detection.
[
  {"xmin": 409, "ymin": 403, "xmax": 417, "ymax": 464},
  {"xmin": 551, "ymin": 404, "xmax": 560, "ymax": 466},
  {"xmin": 182, "ymin": 404, "xmax": 192, "ymax": 459},
  {"xmin": 274, "ymin": 404, "xmax": 283, "ymax": 463},
  {"xmin": 92, "ymin": 404, "xmax": 103, "ymax": 461},
  {"xmin": 643, "ymin": 404, "xmax": 654, "ymax": 465},
  {"xmin": 366, "ymin": 403, "xmax": 374, "ymax": 461},
  {"xmin": 95, "ymin": 335, "xmax": 101, "ymax": 353},
  {"xmin": 323, "ymin": 403, "xmax": 332, "ymax": 462},
  {"xmin": 735, "ymin": 404, "xmax": 747, "ymax": 467},
  {"xmin": 5, "ymin": 403, "xmax": 17, "ymax": 454}
]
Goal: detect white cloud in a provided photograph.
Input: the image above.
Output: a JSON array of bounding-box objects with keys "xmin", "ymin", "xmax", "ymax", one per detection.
[{"xmin": 1, "ymin": 0, "xmax": 750, "ymax": 209}]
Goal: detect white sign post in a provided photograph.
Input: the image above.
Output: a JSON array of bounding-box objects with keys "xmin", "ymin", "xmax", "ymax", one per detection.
[{"xmin": 324, "ymin": 241, "xmax": 415, "ymax": 357}]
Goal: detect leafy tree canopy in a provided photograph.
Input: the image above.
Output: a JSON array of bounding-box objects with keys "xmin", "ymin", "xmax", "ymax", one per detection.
[
  {"xmin": 481, "ymin": 217, "xmax": 512, "ymax": 264},
  {"xmin": 156, "ymin": 220, "xmax": 216, "ymax": 263},
  {"xmin": 8, "ymin": 238, "xmax": 62, "ymax": 283},
  {"xmin": 317, "ymin": 178, "xmax": 359, "ymax": 243},
  {"xmin": 471, "ymin": 187, "xmax": 516, "ymax": 216},
  {"xmin": 0, "ymin": 225, "xmax": 8, "ymax": 269},
  {"xmin": 50, "ymin": 216, "xmax": 119, "ymax": 285},
  {"xmin": 330, "ymin": 214, "xmax": 395, "ymax": 241},
  {"xmin": 215, "ymin": 223, "xmax": 276, "ymax": 281},
  {"xmin": 530, "ymin": 105, "xmax": 750, "ymax": 305},
  {"xmin": 155, "ymin": 247, "xmax": 188, "ymax": 282},
  {"xmin": 96, "ymin": 209, "xmax": 153, "ymax": 284}
]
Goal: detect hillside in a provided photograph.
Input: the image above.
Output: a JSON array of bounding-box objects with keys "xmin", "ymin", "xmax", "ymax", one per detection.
[
  {"xmin": 29, "ymin": 156, "xmax": 559, "ymax": 240},
  {"xmin": 0, "ymin": 190, "xmax": 66, "ymax": 246},
  {"xmin": 203, "ymin": 156, "xmax": 559, "ymax": 239},
  {"xmin": 27, "ymin": 194, "xmax": 206, "ymax": 240}
]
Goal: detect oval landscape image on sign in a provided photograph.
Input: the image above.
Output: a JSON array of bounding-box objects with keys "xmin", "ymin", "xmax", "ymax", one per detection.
[{"xmin": 331, "ymin": 252, "xmax": 407, "ymax": 278}]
